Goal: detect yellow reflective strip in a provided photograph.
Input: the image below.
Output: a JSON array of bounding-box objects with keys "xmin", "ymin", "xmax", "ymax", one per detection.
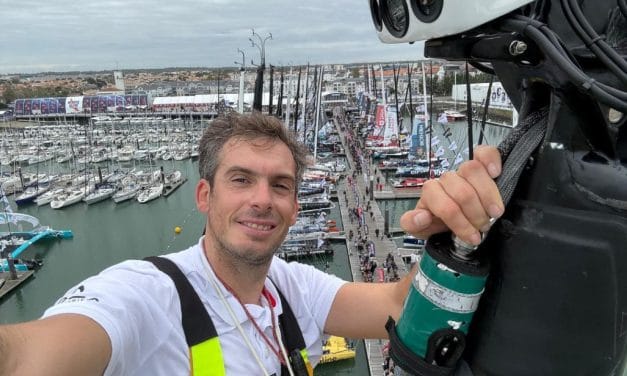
[
  {"xmin": 300, "ymin": 349, "xmax": 313, "ymax": 376},
  {"xmin": 189, "ymin": 338, "xmax": 225, "ymax": 376}
]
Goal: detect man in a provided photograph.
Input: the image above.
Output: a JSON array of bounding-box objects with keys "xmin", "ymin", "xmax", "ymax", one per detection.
[{"xmin": 0, "ymin": 113, "xmax": 502, "ymax": 375}]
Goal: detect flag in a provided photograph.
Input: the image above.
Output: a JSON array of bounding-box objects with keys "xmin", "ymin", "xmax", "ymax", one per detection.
[
  {"xmin": 431, "ymin": 136, "xmax": 440, "ymax": 147},
  {"xmin": 454, "ymin": 154, "xmax": 465, "ymax": 166},
  {"xmin": 441, "ymin": 158, "xmax": 450, "ymax": 168},
  {"xmin": 435, "ymin": 146, "xmax": 445, "ymax": 157},
  {"xmin": 0, "ymin": 188, "xmax": 13, "ymax": 214},
  {"xmin": 317, "ymin": 238, "xmax": 325, "ymax": 249},
  {"xmin": 449, "ymin": 140, "xmax": 458, "ymax": 151},
  {"xmin": 437, "ymin": 112, "xmax": 448, "ymax": 124}
]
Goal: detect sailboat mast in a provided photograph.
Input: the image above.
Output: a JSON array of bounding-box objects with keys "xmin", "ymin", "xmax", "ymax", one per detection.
[
  {"xmin": 293, "ymin": 66, "xmax": 302, "ymax": 133},
  {"xmin": 380, "ymin": 65, "xmax": 386, "ymax": 105},
  {"xmin": 392, "ymin": 64, "xmax": 400, "ymax": 134},
  {"xmin": 285, "ymin": 66, "xmax": 293, "ymax": 128},
  {"xmin": 302, "ymin": 64, "xmax": 310, "ymax": 143},
  {"xmin": 312, "ymin": 66, "xmax": 324, "ymax": 161},
  {"xmin": 408, "ymin": 63, "xmax": 414, "ymax": 134},
  {"xmin": 421, "ymin": 61, "xmax": 430, "ymax": 160}
]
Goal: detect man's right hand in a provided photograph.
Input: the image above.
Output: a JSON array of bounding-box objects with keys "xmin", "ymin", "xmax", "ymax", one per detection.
[{"xmin": 400, "ymin": 145, "xmax": 504, "ymax": 245}]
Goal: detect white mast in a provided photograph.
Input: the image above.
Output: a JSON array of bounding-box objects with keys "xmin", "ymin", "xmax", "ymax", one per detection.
[
  {"xmin": 238, "ymin": 69, "xmax": 245, "ymax": 114},
  {"xmin": 301, "ymin": 66, "xmax": 309, "ymax": 139},
  {"xmin": 285, "ymin": 66, "xmax": 293, "ymax": 128},
  {"xmin": 421, "ymin": 61, "xmax": 430, "ymax": 159},
  {"xmin": 380, "ymin": 65, "xmax": 386, "ymax": 105}
]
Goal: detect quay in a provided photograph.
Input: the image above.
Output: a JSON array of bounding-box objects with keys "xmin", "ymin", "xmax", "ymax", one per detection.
[
  {"xmin": 0, "ymin": 271, "xmax": 35, "ymax": 300},
  {"xmin": 332, "ymin": 116, "xmax": 421, "ymax": 376}
]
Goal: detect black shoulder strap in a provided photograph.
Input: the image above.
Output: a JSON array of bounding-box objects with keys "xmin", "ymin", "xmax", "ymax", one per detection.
[
  {"xmin": 273, "ymin": 285, "xmax": 306, "ymax": 351},
  {"xmin": 272, "ymin": 282, "xmax": 309, "ymax": 376},
  {"xmin": 144, "ymin": 256, "xmax": 217, "ymax": 346}
]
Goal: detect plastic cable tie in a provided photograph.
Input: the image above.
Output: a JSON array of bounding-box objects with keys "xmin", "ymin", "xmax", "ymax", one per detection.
[
  {"xmin": 587, "ymin": 35, "xmax": 605, "ymax": 46},
  {"xmin": 582, "ymin": 78, "xmax": 596, "ymax": 91}
]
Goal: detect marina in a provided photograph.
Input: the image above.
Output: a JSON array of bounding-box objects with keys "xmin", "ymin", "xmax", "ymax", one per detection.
[
  {"xmin": 0, "ymin": 106, "xmax": 510, "ymax": 375},
  {"xmin": 1, "ymin": 0, "xmax": 624, "ymax": 373}
]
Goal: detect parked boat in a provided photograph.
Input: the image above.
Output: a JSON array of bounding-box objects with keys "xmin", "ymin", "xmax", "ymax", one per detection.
[
  {"xmin": 277, "ymin": 238, "xmax": 334, "ymax": 260},
  {"xmin": 443, "ymin": 110, "xmax": 466, "ymax": 122},
  {"xmin": 83, "ymin": 184, "xmax": 117, "ymax": 205},
  {"xmin": 403, "ymin": 234, "xmax": 426, "ymax": 249},
  {"xmin": 137, "ymin": 183, "xmax": 163, "ymax": 203},
  {"xmin": 50, "ymin": 188, "xmax": 86, "ymax": 209},
  {"xmin": 319, "ymin": 336, "xmax": 356, "ymax": 364},
  {"xmin": 0, "ymin": 258, "xmax": 42, "ymax": 272},
  {"xmin": 34, "ymin": 188, "xmax": 65, "ymax": 207},
  {"xmin": 298, "ymin": 195, "xmax": 333, "ymax": 211},
  {"xmin": 162, "ymin": 170, "xmax": 186, "ymax": 197},
  {"xmin": 112, "ymin": 184, "xmax": 141, "ymax": 203},
  {"xmin": 14, "ymin": 184, "xmax": 50, "ymax": 206},
  {"xmin": 392, "ymin": 178, "xmax": 427, "ymax": 189}
]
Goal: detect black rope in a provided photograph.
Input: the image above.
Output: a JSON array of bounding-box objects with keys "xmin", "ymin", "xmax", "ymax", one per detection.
[
  {"xmin": 478, "ymin": 76, "xmax": 494, "ymax": 145},
  {"xmin": 465, "ymin": 63, "xmax": 474, "ymax": 160}
]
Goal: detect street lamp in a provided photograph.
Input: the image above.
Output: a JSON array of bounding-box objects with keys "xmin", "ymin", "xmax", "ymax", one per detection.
[
  {"xmin": 249, "ymin": 29, "xmax": 272, "ymax": 67},
  {"xmin": 249, "ymin": 29, "xmax": 272, "ymax": 112},
  {"xmin": 234, "ymin": 48, "xmax": 246, "ymax": 114}
]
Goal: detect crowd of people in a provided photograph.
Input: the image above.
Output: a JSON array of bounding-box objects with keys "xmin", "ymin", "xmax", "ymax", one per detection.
[{"xmin": 339, "ymin": 116, "xmax": 402, "ymax": 285}]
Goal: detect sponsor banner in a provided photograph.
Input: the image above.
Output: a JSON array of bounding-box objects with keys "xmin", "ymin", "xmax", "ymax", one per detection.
[
  {"xmin": 40, "ymin": 98, "xmax": 49, "ymax": 114},
  {"xmin": 66, "ymin": 96, "xmax": 83, "ymax": 114},
  {"xmin": 374, "ymin": 104, "xmax": 385, "ymax": 138},
  {"xmin": 383, "ymin": 105, "xmax": 399, "ymax": 147},
  {"xmin": 413, "ymin": 115, "xmax": 426, "ymax": 157},
  {"xmin": 31, "ymin": 99, "xmax": 41, "ymax": 115},
  {"xmin": 15, "ymin": 99, "xmax": 24, "ymax": 115},
  {"xmin": 57, "ymin": 97, "xmax": 66, "ymax": 113},
  {"xmin": 48, "ymin": 98, "xmax": 58, "ymax": 114},
  {"xmin": 98, "ymin": 97, "xmax": 107, "ymax": 112},
  {"xmin": 90, "ymin": 97, "xmax": 98, "ymax": 112}
]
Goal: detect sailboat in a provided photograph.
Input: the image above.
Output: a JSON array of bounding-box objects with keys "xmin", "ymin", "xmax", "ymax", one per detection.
[{"xmin": 136, "ymin": 182, "xmax": 163, "ymax": 203}]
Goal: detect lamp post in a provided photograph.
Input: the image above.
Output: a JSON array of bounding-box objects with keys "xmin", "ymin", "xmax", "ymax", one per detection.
[
  {"xmin": 249, "ymin": 29, "xmax": 272, "ymax": 112},
  {"xmin": 234, "ymin": 48, "xmax": 246, "ymax": 114}
]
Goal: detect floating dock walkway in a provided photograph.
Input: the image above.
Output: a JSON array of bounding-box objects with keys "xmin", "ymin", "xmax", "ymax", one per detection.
[
  {"xmin": 0, "ymin": 229, "xmax": 73, "ymax": 300},
  {"xmin": 332, "ymin": 116, "xmax": 422, "ymax": 376}
]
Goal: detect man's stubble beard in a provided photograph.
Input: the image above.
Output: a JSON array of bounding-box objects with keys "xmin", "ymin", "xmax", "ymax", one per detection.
[{"xmin": 206, "ymin": 213, "xmax": 284, "ymax": 268}]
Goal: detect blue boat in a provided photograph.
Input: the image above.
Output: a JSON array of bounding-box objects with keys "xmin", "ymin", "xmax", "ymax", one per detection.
[
  {"xmin": 402, "ymin": 234, "xmax": 426, "ymax": 249},
  {"xmin": 0, "ymin": 212, "xmax": 73, "ymax": 259}
]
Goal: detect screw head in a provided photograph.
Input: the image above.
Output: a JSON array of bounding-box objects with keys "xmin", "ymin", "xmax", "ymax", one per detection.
[{"xmin": 509, "ymin": 40, "xmax": 528, "ymax": 56}]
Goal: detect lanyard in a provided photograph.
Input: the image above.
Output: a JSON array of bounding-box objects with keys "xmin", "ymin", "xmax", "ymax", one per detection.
[{"xmin": 213, "ymin": 272, "xmax": 286, "ymax": 366}]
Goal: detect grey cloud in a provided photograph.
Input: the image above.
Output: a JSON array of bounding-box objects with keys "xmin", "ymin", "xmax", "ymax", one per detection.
[{"xmin": 0, "ymin": 0, "xmax": 423, "ymax": 74}]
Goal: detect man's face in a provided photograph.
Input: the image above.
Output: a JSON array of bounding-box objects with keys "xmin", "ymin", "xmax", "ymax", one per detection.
[{"xmin": 197, "ymin": 137, "xmax": 299, "ymax": 266}]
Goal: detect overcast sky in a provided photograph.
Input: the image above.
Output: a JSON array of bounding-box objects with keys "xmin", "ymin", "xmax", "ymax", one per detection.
[{"xmin": 0, "ymin": 0, "xmax": 425, "ymax": 74}]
